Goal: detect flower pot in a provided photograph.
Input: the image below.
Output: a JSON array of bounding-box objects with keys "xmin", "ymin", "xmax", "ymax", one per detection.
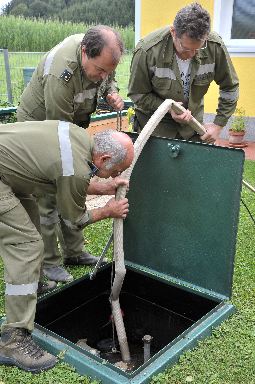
[{"xmin": 228, "ymin": 130, "xmax": 246, "ymax": 148}]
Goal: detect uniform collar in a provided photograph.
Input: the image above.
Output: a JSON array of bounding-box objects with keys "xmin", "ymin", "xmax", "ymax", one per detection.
[
  {"xmin": 162, "ymin": 32, "xmax": 175, "ymax": 66},
  {"xmin": 195, "ymin": 42, "xmax": 209, "ymax": 63},
  {"xmin": 87, "ymin": 161, "xmax": 99, "ymax": 177},
  {"xmin": 87, "ymin": 135, "xmax": 98, "ymax": 177}
]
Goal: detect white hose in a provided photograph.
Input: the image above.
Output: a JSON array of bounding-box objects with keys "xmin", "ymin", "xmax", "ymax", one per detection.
[{"xmin": 110, "ymin": 99, "xmax": 179, "ymax": 362}]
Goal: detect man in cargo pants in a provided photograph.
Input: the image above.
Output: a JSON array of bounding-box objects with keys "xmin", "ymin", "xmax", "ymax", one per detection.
[
  {"xmin": 0, "ymin": 121, "xmax": 134, "ymax": 372},
  {"xmin": 128, "ymin": 3, "xmax": 239, "ymax": 143},
  {"xmin": 17, "ymin": 25, "xmax": 125, "ymax": 289}
]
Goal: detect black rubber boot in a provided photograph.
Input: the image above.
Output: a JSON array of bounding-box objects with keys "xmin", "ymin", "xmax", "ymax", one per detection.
[{"xmin": 0, "ymin": 328, "xmax": 57, "ymax": 373}]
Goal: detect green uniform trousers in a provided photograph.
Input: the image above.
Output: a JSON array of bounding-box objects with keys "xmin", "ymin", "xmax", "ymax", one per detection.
[
  {"xmin": 39, "ymin": 194, "xmax": 84, "ymax": 266},
  {"xmin": 17, "ymin": 108, "xmax": 85, "ymax": 268},
  {"xmin": 0, "ymin": 180, "xmax": 43, "ymax": 331}
]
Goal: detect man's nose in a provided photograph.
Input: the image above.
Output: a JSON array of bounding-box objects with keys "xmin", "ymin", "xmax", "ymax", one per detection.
[
  {"xmin": 187, "ymin": 50, "xmax": 197, "ymax": 58},
  {"xmin": 112, "ymin": 170, "xmax": 121, "ymax": 178}
]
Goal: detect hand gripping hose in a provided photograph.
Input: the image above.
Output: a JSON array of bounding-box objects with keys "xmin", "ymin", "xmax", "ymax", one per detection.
[{"xmin": 110, "ymin": 99, "xmax": 206, "ymax": 362}]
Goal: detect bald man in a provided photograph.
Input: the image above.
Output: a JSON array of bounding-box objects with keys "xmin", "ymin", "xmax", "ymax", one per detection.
[{"xmin": 0, "ymin": 121, "xmax": 134, "ymax": 373}]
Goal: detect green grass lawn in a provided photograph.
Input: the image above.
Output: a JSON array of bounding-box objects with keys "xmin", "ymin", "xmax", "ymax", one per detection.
[{"xmin": 0, "ymin": 161, "xmax": 254, "ymax": 383}]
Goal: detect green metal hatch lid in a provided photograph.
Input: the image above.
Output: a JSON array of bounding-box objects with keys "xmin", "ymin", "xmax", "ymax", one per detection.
[{"xmin": 124, "ymin": 136, "xmax": 244, "ymax": 300}]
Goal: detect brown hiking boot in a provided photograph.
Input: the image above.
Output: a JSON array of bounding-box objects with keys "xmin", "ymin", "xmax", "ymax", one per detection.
[{"xmin": 0, "ymin": 328, "xmax": 57, "ymax": 373}]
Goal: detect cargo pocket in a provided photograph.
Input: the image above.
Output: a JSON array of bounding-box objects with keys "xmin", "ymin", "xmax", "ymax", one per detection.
[
  {"xmin": 192, "ymin": 74, "xmax": 213, "ymax": 100},
  {"xmin": 0, "ymin": 191, "xmax": 20, "ymax": 215},
  {"xmin": 152, "ymin": 77, "xmax": 172, "ymax": 90},
  {"xmin": 151, "ymin": 77, "xmax": 173, "ymax": 99}
]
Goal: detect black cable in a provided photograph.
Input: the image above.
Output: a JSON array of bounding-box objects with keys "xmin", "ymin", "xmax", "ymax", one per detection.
[{"xmin": 241, "ymin": 198, "xmax": 255, "ymax": 226}]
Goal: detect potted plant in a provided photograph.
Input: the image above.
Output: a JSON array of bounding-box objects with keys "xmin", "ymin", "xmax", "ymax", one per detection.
[{"xmin": 228, "ymin": 107, "xmax": 247, "ymax": 147}]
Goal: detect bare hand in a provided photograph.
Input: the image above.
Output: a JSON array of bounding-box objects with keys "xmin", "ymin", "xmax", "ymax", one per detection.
[
  {"xmin": 200, "ymin": 123, "xmax": 222, "ymax": 143},
  {"xmin": 113, "ymin": 177, "xmax": 129, "ymax": 193},
  {"xmin": 169, "ymin": 102, "xmax": 192, "ymax": 123},
  {"xmin": 106, "ymin": 93, "xmax": 124, "ymax": 111},
  {"xmin": 105, "ymin": 197, "xmax": 129, "ymax": 219},
  {"xmin": 103, "ymin": 177, "xmax": 129, "ymax": 195}
]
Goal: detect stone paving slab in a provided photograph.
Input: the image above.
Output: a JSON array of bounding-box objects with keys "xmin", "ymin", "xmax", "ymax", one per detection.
[
  {"xmin": 86, "ymin": 194, "xmax": 112, "ymax": 209},
  {"xmin": 216, "ymin": 139, "xmax": 255, "ymax": 160}
]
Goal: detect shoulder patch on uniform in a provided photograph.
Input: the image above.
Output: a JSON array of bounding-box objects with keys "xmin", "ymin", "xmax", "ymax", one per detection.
[{"xmin": 60, "ymin": 69, "xmax": 72, "ymax": 82}]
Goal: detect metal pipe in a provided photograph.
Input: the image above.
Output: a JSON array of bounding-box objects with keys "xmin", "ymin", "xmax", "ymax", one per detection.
[
  {"xmin": 242, "ymin": 180, "xmax": 255, "ymax": 193},
  {"xmin": 90, "ymin": 232, "xmax": 113, "ymax": 280},
  {"xmin": 142, "ymin": 335, "xmax": 153, "ymax": 363},
  {"xmin": 3, "ymin": 49, "xmax": 13, "ymax": 104}
]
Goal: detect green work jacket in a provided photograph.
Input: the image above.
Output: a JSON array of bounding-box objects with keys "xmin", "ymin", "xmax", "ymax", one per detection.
[
  {"xmin": 17, "ymin": 34, "xmax": 118, "ymax": 127},
  {"xmin": 0, "ymin": 120, "xmax": 94, "ymax": 229},
  {"xmin": 128, "ymin": 26, "xmax": 239, "ymax": 137}
]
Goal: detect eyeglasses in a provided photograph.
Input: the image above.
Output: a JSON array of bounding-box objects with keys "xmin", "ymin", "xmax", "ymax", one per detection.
[{"xmin": 178, "ymin": 39, "xmax": 207, "ymax": 53}]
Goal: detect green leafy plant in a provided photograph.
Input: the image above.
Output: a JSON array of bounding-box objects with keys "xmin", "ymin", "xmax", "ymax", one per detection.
[
  {"xmin": 0, "ymin": 100, "xmax": 17, "ymax": 124},
  {"xmin": 230, "ymin": 107, "xmax": 246, "ymax": 132}
]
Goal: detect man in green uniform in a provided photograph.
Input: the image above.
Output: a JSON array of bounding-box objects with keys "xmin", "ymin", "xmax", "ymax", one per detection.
[
  {"xmin": 17, "ymin": 25, "xmax": 125, "ymax": 287},
  {"xmin": 0, "ymin": 121, "xmax": 134, "ymax": 372},
  {"xmin": 128, "ymin": 2, "xmax": 239, "ymax": 143}
]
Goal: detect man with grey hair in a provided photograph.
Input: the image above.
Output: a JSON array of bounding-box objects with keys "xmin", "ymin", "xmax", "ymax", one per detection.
[
  {"xmin": 93, "ymin": 129, "xmax": 129, "ymax": 170},
  {"xmin": 128, "ymin": 2, "xmax": 239, "ymax": 143},
  {"xmin": 17, "ymin": 25, "xmax": 125, "ymax": 289},
  {"xmin": 0, "ymin": 120, "xmax": 134, "ymax": 373}
]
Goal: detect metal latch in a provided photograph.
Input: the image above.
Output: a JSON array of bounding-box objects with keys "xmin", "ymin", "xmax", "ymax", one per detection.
[{"xmin": 168, "ymin": 143, "xmax": 180, "ymax": 158}]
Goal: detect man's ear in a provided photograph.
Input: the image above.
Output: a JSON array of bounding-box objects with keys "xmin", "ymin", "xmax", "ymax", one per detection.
[
  {"xmin": 170, "ymin": 26, "xmax": 175, "ymax": 38},
  {"xmin": 81, "ymin": 45, "xmax": 86, "ymax": 56},
  {"xmin": 101, "ymin": 154, "xmax": 111, "ymax": 162},
  {"xmin": 97, "ymin": 154, "xmax": 111, "ymax": 167}
]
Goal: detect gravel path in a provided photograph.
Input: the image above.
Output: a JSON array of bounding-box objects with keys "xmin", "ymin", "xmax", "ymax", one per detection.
[{"xmin": 86, "ymin": 194, "xmax": 113, "ymax": 210}]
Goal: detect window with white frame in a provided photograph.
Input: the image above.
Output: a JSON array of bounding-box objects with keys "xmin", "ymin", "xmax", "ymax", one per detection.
[{"xmin": 214, "ymin": 0, "xmax": 255, "ymax": 54}]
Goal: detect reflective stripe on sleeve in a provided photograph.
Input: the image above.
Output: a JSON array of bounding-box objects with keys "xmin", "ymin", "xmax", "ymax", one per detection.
[
  {"xmin": 76, "ymin": 211, "xmax": 91, "ymax": 227},
  {"xmin": 74, "ymin": 89, "xmax": 97, "ymax": 103},
  {"xmin": 58, "ymin": 121, "xmax": 74, "ymax": 176},
  {"xmin": 43, "ymin": 38, "xmax": 68, "ymax": 76},
  {"xmin": 220, "ymin": 89, "xmax": 239, "ymax": 101},
  {"xmin": 62, "ymin": 219, "xmax": 78, "ymax": 230},
  {"xmin": 150, "ymin": 66, "xmax": 176, "ymax": 80},
  {"xmin": 63, "ymin": 211, "xmax": 90, "ymax": 230},
  {"xmin": 6, "ymin": 282, "xmax": 38, "ymax": 296},
  {"xmin": 40, "ymin": 209, "xmax": 59, "ymax": 226},
  {"xmin": 196, "ymin": 63, "xmax": 215, "ymax": 76}
]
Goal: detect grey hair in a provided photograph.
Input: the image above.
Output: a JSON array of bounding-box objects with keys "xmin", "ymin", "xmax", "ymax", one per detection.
[
  {"xmin": 81, "ymin": 25, "xmax": 124, "ymax": 63},
  {"xmin": 173, "ymin": 2, "xmax": 210, "ymax": 40},
  {"xmin": 93, "ymin": 129, "xmax": 127, "ymax": 170}
]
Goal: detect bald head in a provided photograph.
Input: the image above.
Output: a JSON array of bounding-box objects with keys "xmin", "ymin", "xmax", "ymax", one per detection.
[
  {"xmin": 110, "ymin": 131, "xmax": 134, "ymax": 169},
  {"xmin": 81, "ymin": 25, "xmax": 124, "ymax": 64},
  {"xmin": 93, "ymin": 130, "xmax": 134, "ymax": 176}
]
